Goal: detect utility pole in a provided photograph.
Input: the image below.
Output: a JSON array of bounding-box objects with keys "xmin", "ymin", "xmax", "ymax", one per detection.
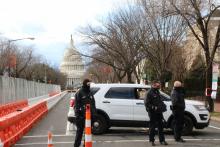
[{"xmin": 44, "ymin": 64, "xmax": 47, "ymax": 83}]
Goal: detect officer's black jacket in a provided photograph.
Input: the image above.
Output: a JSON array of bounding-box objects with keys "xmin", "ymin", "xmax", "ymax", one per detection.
[
  {"xmin": 74, "ymin": 86, "xmax": 96, "ymax": 118},
  {"xmin": 144, "ymin": 88, "xmax": 166, "ymax": 113},
  {"xmin": 171, "ymin": 87, "xmax": 185, "ymax": 111}
]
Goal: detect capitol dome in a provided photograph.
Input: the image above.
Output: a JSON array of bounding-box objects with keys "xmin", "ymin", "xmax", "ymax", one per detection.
[{"xmin": 60, "ymin": 35, "xmax": 85, "ymax": 88}]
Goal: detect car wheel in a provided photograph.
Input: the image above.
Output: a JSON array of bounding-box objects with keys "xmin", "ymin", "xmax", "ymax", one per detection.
[
  {"xmin": 67, "ymin": 117, "xmax": 75, "ymax": 124},
  {"xmin": 92, "ymin": 114, "xmax": 107, "ymax": 135},
  {"xmin": 170, "ymin": 115, "xmax": 193, "ymax": 136},
  {"xmin": 170, "ymin": 118, "xmax": 175, "ymax": 132},
  {"xmin": 182, "ymin": 115, "xmax": 193, "ymax": 135}
]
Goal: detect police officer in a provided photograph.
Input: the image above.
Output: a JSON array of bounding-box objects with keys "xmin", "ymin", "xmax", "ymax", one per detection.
[
  {"xmin": 171, "ymin": 81, "xmax": 185, "ymax": 142},
  {"xmin": 74, "ymin": 79, "xmax": 96, "ymax": 147},
  {"xmin": 144, "ymin": 81, "xmax": 168, "ymax": 146}
]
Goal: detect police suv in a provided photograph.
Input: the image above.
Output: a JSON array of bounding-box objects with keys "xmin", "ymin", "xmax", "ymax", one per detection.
[{"xmin": 68, "ymin": 83, "xmax": 210, "ymax": 135}]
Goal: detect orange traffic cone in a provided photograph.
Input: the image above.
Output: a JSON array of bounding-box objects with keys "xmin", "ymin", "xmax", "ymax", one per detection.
[
  {"xmin": 85, "ymin": 104, "xmax": 92, "ymax": 147},
  {"xmin": 48, "ymin": 131, "xmax": 53, "ymax": 147}
]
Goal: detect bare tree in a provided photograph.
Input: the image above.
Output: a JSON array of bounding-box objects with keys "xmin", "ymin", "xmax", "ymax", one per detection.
[
  {"xmin": 0, "ymin": 39, "xmax": 36, "ymax": 78},
  {"xmin": 91, "ymin": 48, "xmax": 127, "ymax": 82},
  {"xmin": 23, "ymin": 54, "xmax": 44, "ymax": 80},
  {"xmin": 84, "ymin": 60, "xmax": 118, "ymax": 83},
  {"xmin": 80, "ymin": 5, "xmax": 145, "ymax": 83},
  {"xmin": 169, "ymin": 0, "xmax": 220, "ymax": 111},
  {"xmin": 25, "ymin": 62, "xmax": 67, "ymax": 88},
  {"xmin": 169, "ymin": 45, "xmax": 188, "ymax": 81},
  {"xmin": 14, "ymin": 46, "xmax": 35, "ymax": 78},
  {"xmin": 0, "ymin": 38, "xmax": 66, "ymax": 87},
  {"xmin": 0, "ymin": 41, "xmax": 17, "ymax": 76},
  {"xmin": 0, "ymin": 40, "xmax": 8, "ymax": 75},
  {"xmin": 138, "ymin": 0, "xmax": 187, "ymax": 89}
]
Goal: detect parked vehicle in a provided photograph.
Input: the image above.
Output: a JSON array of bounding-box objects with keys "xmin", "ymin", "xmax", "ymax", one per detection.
[{"xmin": 67, "ymin": 83, "xmax": 210, "ymax": 135}]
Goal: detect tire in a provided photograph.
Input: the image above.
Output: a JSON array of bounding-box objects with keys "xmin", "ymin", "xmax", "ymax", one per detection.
[
  {"xmin": 92, "ymin": 114, "xmax": 107, "ymax": 135},
  {"xmin": 170, "ymin": 115, "xmax": 193, "ymax": 136},
  {"xmin": 67, "ymin": 117, "xmax": 76, "ymax": 124},
  {"xmin": 182, "ymin": 115, "xmax": 193, "ymax": 135},
  {"xmin": 170, "ymin": 118, "xmax": 175, "ymax": 131}
]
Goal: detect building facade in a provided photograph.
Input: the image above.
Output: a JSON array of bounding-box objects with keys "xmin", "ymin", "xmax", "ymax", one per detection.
[
  {"xmin": 60, "ymin": 36, "xmax": 85, "ymax": 88},
  {"xmin": 184, "ymin": 9, "xmax": 220, "ymax": 70}
]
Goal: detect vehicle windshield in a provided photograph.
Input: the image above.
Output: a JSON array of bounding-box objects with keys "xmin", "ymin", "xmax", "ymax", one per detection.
[
  {"xmin": 160, "ymin": 91, "xmax": 171, "ymax": 101},
  {"xmin": 90, "ymin": 87, "xmax": 100, "ymax": 95},
  {"xmin": 160, "ymin": 91, "xmax": 170, "ymax": 98}
]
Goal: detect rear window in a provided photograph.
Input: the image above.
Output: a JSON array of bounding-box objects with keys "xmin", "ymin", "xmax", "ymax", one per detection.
[
  {"xmin": 160, "ymin": 92, "xmax": 171, "ymax": 101},
  {"xmin": 90, "ymin": 87, "xmax": 100, "ymax": 95},
  {"xmin": 135, "ymin": 88, "xmax": 149, "ymax": 100},
  {"xmin": 105, "ymin": 87, "xmax": 134, "ymax": 99}
]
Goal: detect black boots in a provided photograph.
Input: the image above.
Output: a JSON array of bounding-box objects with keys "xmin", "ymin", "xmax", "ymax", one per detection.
[
  {"xmin": 160, "ymin": 141, "xmax": 168, "ymax": 145},
  {"xmin": 150, "ymin": 141, "xmax": 168, "ymax": 146},
  {"xmin": 176, "ymin": 138, "xmax": 185, "ymax": 142}
]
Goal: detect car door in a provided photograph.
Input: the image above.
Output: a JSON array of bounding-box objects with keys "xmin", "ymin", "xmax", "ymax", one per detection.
[
  {"xmin": 133, "ymin": 88, "xmax": 149, "ymax": 121},
  {"xmin": 103, "ymin": 87, "xmax": 134, "ymax": 120}
]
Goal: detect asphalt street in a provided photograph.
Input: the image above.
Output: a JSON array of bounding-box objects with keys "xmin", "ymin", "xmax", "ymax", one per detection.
[{"xmin": 15, "ymin": 93, "xmax": 220, "ymax": 147}]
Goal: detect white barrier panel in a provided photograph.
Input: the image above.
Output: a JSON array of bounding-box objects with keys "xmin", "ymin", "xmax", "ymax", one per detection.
[
  {"xmin": 0, "ymin": 139, "xmax": 3, "ymax": 147},
  {"xmin": 0, "ymin": 76, "xmax": 61, "ymax": 104},
  {"xmin": 0, "ymin": 91, "xmax": 67, "ymax": 147},
  {"xmin": 28, "ymin": 94, "xmax": 50, "ymax": 106},
  {"xmin": 44, "ymin": 91, "xmax": 68, "ymax": 110}
]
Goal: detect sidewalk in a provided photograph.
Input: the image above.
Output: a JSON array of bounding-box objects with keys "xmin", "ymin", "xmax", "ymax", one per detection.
[
  {"xmin": 214, "ymin": 102, "xmax": 220, "ymax": 112},
  {"xmin": 211, "ymin": 102, "xmax": 220, "ymax": 122},
  {"xmin": 211, "ymin": 116, "xmax": 220, "ymax": 122}
]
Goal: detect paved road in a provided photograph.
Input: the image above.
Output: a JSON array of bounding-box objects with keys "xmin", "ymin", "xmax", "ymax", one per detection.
[{"xmin": 15, "ymin": 93, "xmax": 220, "ymax": 147}]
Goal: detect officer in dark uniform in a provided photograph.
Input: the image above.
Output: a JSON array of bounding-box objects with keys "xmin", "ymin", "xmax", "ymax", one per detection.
[
  {"xmin": 73, "ymin": 79, "xmax": 96, "ymax": 147},
  {"xmin": 171, "ymin": 81, "xmax": 185, "ymax": 142},
  {"xmin": 144, "ymin": 81, "xmax": 168, "ymax": 146}
]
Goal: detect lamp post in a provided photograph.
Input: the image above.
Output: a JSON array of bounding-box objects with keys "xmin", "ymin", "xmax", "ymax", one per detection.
[
  {"xmin": 41, "ymin": 63, "xmax": 47, "ymax": 83},
  {"xmin": 8, "ymin": 37, "xmax": 35, "ymax": 44},
  {"xmin": 6, "ymin": 37, "xmax": 35, "ymax": 77}
]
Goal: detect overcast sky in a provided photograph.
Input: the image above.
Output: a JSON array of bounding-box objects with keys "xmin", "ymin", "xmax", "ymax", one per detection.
[{"xmin": 0, "ymin": 0, "xmax": 128, "ymax": 67}]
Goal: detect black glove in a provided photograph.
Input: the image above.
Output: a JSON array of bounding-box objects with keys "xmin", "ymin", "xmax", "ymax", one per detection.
[{"xmin": 152, "ymin": 106, "xmax": 158, "ymax": 111}]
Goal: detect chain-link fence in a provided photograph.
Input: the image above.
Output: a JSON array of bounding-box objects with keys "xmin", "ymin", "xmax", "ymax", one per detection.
[{"xmin": 0, "ymin": 76, "xmax": 61, "ymax": 104}]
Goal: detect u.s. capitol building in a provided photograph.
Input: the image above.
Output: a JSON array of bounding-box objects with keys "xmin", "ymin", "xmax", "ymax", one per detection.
[{"xmin": 60, "ymin": 36, "xmax": 85, "ymax": 88}]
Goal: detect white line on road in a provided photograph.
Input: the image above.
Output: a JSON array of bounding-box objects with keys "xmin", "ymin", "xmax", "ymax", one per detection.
[
  {"xmin": 141, "ymin": 128, "xmax": 148, "ymax": 131},
  {"xmin": 209, "ymin": 125, "xmax": 220, "ymax": 130},
  {"xmin": 15, "ymin": 138, "xmax": 220, "ymax": 146},
  {"xmin": 15, "ymin": 142, "xmax": 74, "ymax": 146},
  {"xmin": 23, "ymin": 134, "xmax": 73, "ymax": 138},
  {"xmin": 101, "ymin": 139, "xmax": 220, "ymax": 142},
  {"xmin": 66, "ymin": 121, "xmax": 76, "ymax": 135}
]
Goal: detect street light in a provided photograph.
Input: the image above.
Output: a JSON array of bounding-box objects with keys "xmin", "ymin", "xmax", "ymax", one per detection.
[
  {"xmin": 5, "ymin": 37, "xmax": 35, "ymax": 77},
  {"xmin": 8, "ymin": 37, "xmax": 35, "ymax": 43},
  {"xmin": 43, "ymin": 64, "xmax": 47, "ymax": 83}
]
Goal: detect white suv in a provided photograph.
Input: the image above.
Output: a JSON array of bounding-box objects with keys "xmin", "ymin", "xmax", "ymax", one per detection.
[{"xmin": 67, "ymin": 83, "xmax": 210, "ymax": 135}]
